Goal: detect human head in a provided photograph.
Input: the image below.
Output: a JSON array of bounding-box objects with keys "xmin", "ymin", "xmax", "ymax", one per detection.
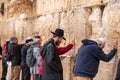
[
  {"xmin": 33, "ymin": 36, "xmax": 42, "ymax": 45},
  {"xmin": 96, "ymin": 38, "xmax": 105, "ymax": 49},
  {"xmin": 51, "ymin": 28, "xmax": 66, "ymax": 46},
  {"xmin": 25, "ymin": 37, "xmax": 33, "ymax": 43},
  {"xmin": 10, "ymin": 36, "xmax": 18, "ymax": 44}
]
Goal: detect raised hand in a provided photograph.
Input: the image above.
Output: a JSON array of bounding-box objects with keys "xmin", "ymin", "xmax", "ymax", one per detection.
[
  {"xmin": 71, "ymin": 38, "xmax": 75, "ymax": 46},
  {"xmin": 113, "ymin": 39, "xmax": 118, "ymax": 49}
]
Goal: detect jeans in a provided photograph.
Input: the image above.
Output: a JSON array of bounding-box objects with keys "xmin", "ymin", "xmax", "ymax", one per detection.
[{"xmin": 21, "ymin": 66, "xmax": 31, "ymax": 80}]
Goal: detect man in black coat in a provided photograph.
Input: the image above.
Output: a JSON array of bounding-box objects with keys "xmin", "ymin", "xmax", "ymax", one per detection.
[
  {"xmin": 8, "ymin": 37, "xmax": 23, "ymax": 80},
  {"xmin": 42, "ymin": 29, "xmax": 66, "ymax": 80}
]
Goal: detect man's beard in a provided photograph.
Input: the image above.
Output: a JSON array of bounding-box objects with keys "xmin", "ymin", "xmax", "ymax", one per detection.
[{"xmin": 55, "ymin": 40, "xmax": 60, "ymax": 46}]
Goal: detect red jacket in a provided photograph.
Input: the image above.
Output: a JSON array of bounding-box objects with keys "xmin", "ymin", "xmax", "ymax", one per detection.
[
  {"xmin": 38, "ymin": 44, "xmax": 73, "ymax": 74},
  {"xmin": 56, "ymin": 44, "xmax": 73, "ymax": 55},
  {"xmin": 2, "ymin": 42, "xmax": 7, "ymax": 57}
]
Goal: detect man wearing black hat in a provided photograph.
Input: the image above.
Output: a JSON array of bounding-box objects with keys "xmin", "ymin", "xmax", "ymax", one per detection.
[{"xmin": 42, "ymin": 28, "xmax": 66, "ymax": 80}]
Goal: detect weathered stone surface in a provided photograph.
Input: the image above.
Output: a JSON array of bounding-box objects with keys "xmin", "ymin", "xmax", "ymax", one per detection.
[
  {"xmin": 89, "ymin": 6, "xmax": 103, "ymax": 38},
  {"xmin": 80, "ymin": 0, "xmax": 109, "ymax": 7},
  {"xmin": 7, "ymin": 0, "xmax": 33, "ymax": 19},
  {"xmin": 109, "ymin": 0, "xmax": 120, "ymax": 4},
  {"xmin": 0, "ymin": 0, "xmax": 120, "ymax": 80},
  {"xmin": 35, "ymin": 0, "xmax": 70, "ymax": 15}
]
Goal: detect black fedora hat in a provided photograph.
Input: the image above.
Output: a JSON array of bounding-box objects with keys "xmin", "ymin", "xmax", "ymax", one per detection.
[{"xmin": 51, "ymin": 28, "xmax": 66, "ymax": 40}]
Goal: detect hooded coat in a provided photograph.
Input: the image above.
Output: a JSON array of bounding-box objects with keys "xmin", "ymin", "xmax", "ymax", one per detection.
[
  {"xmin": 42, "ymin": 38, "xmax": 63, "ymax": 80},
  {"xmin": 74, "ymin": 39, "xmax": 117, "ymax": 78}
]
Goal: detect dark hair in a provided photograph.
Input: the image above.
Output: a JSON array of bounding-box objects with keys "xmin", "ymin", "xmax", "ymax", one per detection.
[
  {"xmin": 25, "ymin": 39, "xmax": 33, "ymax": 43},
  {"xmin": 34, "ymin": 36, "xmax": 41, "ymax": 39},
  {"xmin": 10, "ymin": 37, "xmax": 17, "ymax": 42},
  {"xmin": 53, "ymin": 34, "xmax": 61, "ymax": 38}
]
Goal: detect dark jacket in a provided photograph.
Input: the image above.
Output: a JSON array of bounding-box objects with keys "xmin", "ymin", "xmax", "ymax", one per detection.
[
  {"xmin": 8, "ymin": 43, "xmax": 23, "ymax": 66},
  {"xmin": 21, "ymin": 45, "xmax": 30, "ymax": 68},
  {"xmin": 0, "ymin": 45, "xmax": 2, "ymax": 60},
  {"xmin": 42, "ymin": 38, "xmax": 63, "ymax": 80},
  {"xmin": 74, "ymin": 39, "xmax": 117, "ymax": 78},
  {"xmin": 0, "ymin": 45, "xmax": 2, "ymax": 55}
]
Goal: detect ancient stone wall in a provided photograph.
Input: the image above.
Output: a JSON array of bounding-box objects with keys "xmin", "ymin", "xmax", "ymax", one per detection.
[{"xmin": 0, "ymin": 0, "xmax": 120, "ymax": 80}]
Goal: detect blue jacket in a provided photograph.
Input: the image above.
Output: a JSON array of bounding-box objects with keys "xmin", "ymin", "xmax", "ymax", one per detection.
[
  {"xmin": 74, "ymin": 39, "xmax": 117, "ymax": 78},
  {"xmin": 21, "ymin": 45, "xmax": 30, "ymax": 68}
]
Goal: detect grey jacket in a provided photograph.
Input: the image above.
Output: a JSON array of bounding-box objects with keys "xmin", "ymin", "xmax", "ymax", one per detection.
[{"xmin": 30, "ymin": 44, "xmax": 41, "ymax": 74}]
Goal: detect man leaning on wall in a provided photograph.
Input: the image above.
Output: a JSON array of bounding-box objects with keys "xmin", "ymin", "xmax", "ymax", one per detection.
[{"xmin": 73, "ymin": 38, "xmax": 118, "ymax": 80}]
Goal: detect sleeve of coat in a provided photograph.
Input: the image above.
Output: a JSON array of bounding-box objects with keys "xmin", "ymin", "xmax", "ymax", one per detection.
[
  {"xmin": 92, "ymin": 47, "xmax": 117, "ymax": 62},
  {"xmin": 0, "ymin": 46, "xmax": 2, "ymax": 55},
  {"xmin": 46, "ymin": 44, "xmax": 61, "ymax": 72},
  {"xmin": 57, "ymin": 44, "xmax": 73, "ymax": 55}
]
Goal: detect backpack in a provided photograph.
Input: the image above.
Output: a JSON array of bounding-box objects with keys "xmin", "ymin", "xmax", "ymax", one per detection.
[
  {"xmin": 26, "ymin": 46, "xmax": 36, "ymax": 67},
  {"xmin": 40, "ymin": 40, "xmax": 53, "ymax": 58},
  {"xmin": 6, "ymin": 51, "xmax": 12, "ymax": 61}
]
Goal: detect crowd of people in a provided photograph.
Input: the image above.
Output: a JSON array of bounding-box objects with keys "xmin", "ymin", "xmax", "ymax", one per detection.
[
  {"xmin": 0, "ymin": 28, "xmax": 119, "ymax": 80},
  {"xmin": 0, "ymin": 28, "xmax": 75, "ymax": 80}
]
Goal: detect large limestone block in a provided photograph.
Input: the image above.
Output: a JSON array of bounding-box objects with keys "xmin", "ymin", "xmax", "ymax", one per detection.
[
  {"xmin": 1, "ymin": 20, "xmax": 15, "ymax": 40},
  {"xmin": 80, "ymin": 0, "xmax": 108, "ymax": 7},
  {"xmin": 5, "ymin": 19, "xmax": 24, "ymax": 42},
  {"xmin": 70, "ymin": 0, "xmax": 81, "ymax": 8},
  {"xmin": 36, "ymin": 0, "xmax": 71, "ymax": 15},
  {"xmin": 36, "ymin": 0, "xmax": 84, "ymax": 15},
  {"xmin": 103, "ymin": 4, "xmax": 120, "ymax": 35},
  {"xmin": 7, "ymin": 0, "xmax": 33, "ymax": 19},
  {"xmin": 23, "ymin": 19, "xmax": 34, "ymax": 38},
  {"xmin": 89, "ymin": 6, "xmax": 103, "ymax": 38},
  {"xmin": 68, "ymin": 7, "xmax": 92, "ymax": 50}
]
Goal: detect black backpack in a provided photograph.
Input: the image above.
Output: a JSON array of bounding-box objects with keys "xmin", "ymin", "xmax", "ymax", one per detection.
[
  {"xmin": 40, "ymin": 40, "xmax": 53, "ymax": 58},
  {"xmin": 6, "ymin": 51, "xmax": 12, "ymax": 61},
  {"xmin": 26, "ymin": 46, "xmax": 36, "ymax": 67}
]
